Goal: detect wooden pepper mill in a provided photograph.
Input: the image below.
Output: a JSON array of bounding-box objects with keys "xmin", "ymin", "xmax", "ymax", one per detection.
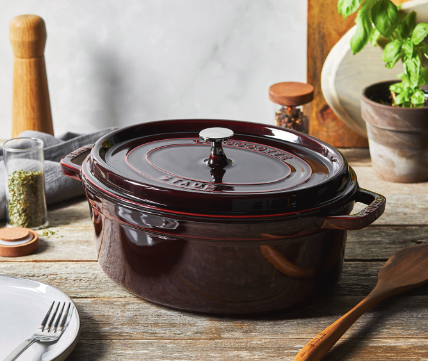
[{"xmin": 10, "ymin": 15, "xmax": 54, "ymax": 137}]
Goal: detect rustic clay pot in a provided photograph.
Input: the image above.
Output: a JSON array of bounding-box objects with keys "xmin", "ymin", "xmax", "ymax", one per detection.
[{"xmin": 361, "ymin": 80, "xmax": 428, "ymax": 183}]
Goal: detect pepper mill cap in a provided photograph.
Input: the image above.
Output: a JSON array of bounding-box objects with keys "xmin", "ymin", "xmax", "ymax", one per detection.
[
  {"xmin": 10, "ymin": 14, "xmax": 47, "ymax": 58},
  {"xmin": 269, "ymin": 82, "xmax": 314, "ymax": 107}
]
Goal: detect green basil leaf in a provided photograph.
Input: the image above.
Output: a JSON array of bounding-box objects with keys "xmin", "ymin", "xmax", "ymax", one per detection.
[
  {"xmin": 382, "ymin": 39, "xmax": 402, "ymax": 68},
  {"xmin": 418, "ymin": 67, "xmax": 428, "ymax": 87},
  {"xmin": 397, "ymin": 72, "xmax": 410, "ymax": 87},
  {"xmin": 394, "ymin": 89, "xmax": 409, "ymax": 105},
  {"xmin": 372, "ymin": 0, "xmax": 399, "ymax": 38},
  {"xmin": 350, "ymin": 10, "xmax": 372, "ymax": 54},
  {"xmin": 338, "ymin": 0, "xmax": 345, "ymax": 15},
  {"xmin": 411, "ymin": 23, "xmax": 428, "ymax": 45},
  {"xmin": 420, "ymin": 43, "xmax": 428, "ymax": 58},
  {"xmin": 397, "ymin": 11, "xmax": 416, "ymax": 39},
  {"xmin": 338, "ymin": 0, "xmax": 363, "ymax": 18},
  {"xmin": 412, "ymin": 56, "xmax": 421, "ymax": 84},
  {"xmin": 404, "ymin": 56, "xmax": 421, "ymax": 88},
  {"xmin": 360, "ymin": 0, "xmax": 377, "ymax": 12},
  {"xmin": 411, "ymin": 89, "xmax": 425, "ymax": 104},
  {"xmin": 402, "ymin": 39, "xmax": 414, "ymax": 59},
  {"xmin": 369, "ymin": 27, "xmax": 381, "ymax": 46},
  {"xmin": 389, "ymin": 82, "xmax": 403, "ymax": 93}
]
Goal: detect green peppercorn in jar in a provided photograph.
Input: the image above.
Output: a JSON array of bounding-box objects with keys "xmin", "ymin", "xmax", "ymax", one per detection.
[
  {"xmin": 269, "ymin": 82, "xmax": 314, "ymax": 134},
  {"xmin": 3, "ymin": 137, "xmax": 48, "ymax": 229}
]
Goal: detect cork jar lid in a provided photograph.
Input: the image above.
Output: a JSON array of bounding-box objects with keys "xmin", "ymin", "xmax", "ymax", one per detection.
[
  {"xmin": 269, "ymin": 82, "xmax": 314, "ymax": 106},
  {"xmin": 0, "ymin": 227, "xmax": 38, "ymax": 257}
]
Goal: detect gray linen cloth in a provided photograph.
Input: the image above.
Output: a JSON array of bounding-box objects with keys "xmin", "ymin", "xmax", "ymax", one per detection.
[{"xmin": 0, "ymin": 128, "xmax": 117, "ymax": 220}]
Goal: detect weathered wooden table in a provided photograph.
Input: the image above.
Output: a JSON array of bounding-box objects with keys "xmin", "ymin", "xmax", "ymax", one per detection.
[{"xmin": 1, "ymin": 149, "xmax": 427, "ymax": 360}]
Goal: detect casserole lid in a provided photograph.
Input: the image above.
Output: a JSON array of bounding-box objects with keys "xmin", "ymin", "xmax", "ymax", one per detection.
[{"xmin": 86, "ymin": 119, "xmax": 354, "ymax": 216}]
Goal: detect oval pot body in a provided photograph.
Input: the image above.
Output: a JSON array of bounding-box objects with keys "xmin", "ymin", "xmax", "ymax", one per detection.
[
  {"xmin": 361, "ymin": 80, "xmax": 428, "ymax": 183},
  {"xmin": 85, "ymin": 179, "xmax": 352, "ymax": 314},
  {"xmin": 61, "ymin": 119, "xmax": 386, "ymax": 314}
]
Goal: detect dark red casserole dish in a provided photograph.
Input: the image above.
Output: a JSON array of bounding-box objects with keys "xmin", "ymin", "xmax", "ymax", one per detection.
[{"xmin": 61, "ymin": 119, "xmax": 385, "ymax": 314}]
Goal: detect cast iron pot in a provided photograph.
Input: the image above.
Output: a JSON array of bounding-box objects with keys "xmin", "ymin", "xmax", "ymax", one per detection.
[
  {"xmin": 362, "ymin": 80, "xmax": 428, "ymax": 183},
  {"xmin": 61, "ymin": 119, "xmax": 385, "ymax": 314}
]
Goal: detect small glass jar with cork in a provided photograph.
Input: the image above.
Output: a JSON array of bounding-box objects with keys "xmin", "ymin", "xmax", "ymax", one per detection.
[
  {"xmin": 3, "ymin": 137, "xmax": 48, "ymax": 229},
  {"xmin": 269, "ymin": 82, "xmax": 314, "ymax": 134}
]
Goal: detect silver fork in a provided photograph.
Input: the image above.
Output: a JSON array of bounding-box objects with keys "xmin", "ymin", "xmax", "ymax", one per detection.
[{"xmin": 4, "ymin": 301, "xmax": 71, "ymax": 361}]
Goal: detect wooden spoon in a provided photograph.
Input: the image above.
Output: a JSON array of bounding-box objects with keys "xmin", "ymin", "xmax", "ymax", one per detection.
[{"xmin": 294, "ymin": 244, "xmax": 428, "ymax": 361}]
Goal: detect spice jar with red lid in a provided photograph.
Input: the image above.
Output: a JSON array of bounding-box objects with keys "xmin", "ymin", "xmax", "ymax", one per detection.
[{"xmin": 269, "ymin": 81, "xmax": 314, "ymax": 134}]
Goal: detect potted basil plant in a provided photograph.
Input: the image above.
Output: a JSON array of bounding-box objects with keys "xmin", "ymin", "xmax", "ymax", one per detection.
[{"xmin": 339, "ymin": 0, "xmax": 428, "ymax": 183}]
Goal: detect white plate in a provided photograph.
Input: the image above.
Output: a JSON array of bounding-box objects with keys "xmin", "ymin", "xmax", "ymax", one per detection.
[
  {"xmin": 0, "ymin": 275, "xmax": 80, "ymax": 361},
  {"xmin": 321, "ymin": 0, "xmax": 428, "ymax": 138}
]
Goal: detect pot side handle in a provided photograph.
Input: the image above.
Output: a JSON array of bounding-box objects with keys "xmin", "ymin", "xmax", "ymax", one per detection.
[
  {"xmin": 60, "ymin": 144, "xmax": 94, "ymax": 182},
  {"xmin": 320, "ymin": 189, "xmax": 386, "ymax": 230}
]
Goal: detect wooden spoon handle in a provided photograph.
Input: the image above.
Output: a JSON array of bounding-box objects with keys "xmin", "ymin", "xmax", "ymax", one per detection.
[{"xmin": 294, "ymin": 293, "xmax": 382, "ymax": 361}]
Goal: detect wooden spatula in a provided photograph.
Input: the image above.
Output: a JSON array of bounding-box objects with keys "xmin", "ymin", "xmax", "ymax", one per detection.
[{"xmin": 294, "ymin": 244, "xmax": 428, "ymax": 361}]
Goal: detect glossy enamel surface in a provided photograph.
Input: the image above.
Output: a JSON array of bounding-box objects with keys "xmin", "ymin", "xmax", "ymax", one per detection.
[
  {"xmin": 90, "ymin": 119, "xmax": 351, "ymax": 216},
  {"xmin": 80, "ymin": 151, "xmax": 359, "ymax": 314},
  {"xmin": 60, "ymin": 119, "xmax": 386, "ymax": 314},
  {"xmin": 86, "ymin": 180, "xmax": 352, "ymax": 314}
]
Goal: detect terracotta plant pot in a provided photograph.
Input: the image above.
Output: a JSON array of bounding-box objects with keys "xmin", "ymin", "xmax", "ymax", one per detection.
[{"xmin": 361, "ymin": 80, "xmax": 428, "ymax": 183}]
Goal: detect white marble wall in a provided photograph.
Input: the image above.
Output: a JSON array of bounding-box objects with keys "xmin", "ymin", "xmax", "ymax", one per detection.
[{"xmin": 0, "ymin": 0, "xmax": 307, "ymax": 137}]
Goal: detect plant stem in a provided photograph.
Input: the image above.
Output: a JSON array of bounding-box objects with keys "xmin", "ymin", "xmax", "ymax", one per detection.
[{"xmin": 391, "ymin": 91, "xmax": 398, "ymax": 107}]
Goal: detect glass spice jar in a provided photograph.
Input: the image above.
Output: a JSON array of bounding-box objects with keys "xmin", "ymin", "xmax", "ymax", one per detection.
[
  {"xmin": 269, "ymin": 82, "xmax": 314, "ymax": 134},
  {"xmin": 3, "ymin": 137, "xmax": 48, "ymax": 229}
]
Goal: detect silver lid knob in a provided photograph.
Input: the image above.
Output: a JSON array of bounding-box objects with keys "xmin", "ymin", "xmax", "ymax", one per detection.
[
  {"xmin": 199, "ymin": 127, "xmax": 233, "ymax": 170},
  {"xmin": 199, "ymin": 127, "xmax": 234, "ymax": 142}
]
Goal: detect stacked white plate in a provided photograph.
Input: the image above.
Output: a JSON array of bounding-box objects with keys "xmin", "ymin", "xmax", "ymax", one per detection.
[{"xmin": 0, "ymin": 275, "xmax": 80, "ymax": 361}]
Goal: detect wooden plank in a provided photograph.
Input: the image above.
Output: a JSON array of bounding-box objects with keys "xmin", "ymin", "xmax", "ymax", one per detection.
[
  {"xmin": 50, "ymin": 193, "xmax": 428, "ymax": 224},
  {"xmin": 307, "ymin": 0, "xmax": 368, "ymax": 148},
  {"xmin": 67, "ymin": 338, "xmax": 428, "ymax": 360},
  {"xmin": 72, "ymin": 296, "xmax": 428, "ymax": 340},
  {"xmin": 46, "ymin": 196, "xmax": 91, "ymax": 227},
  {"xmin": 0, "ymin": 262, "xmax": 131, "ymax": 298},
  {"xmin": 336, "ymin": 262, "xmax": 428, "ymax": 297},
  {"xmin": 42, "ymin": 184, "xmax": 428, "ymax": 230},
  {"xmin": 340, "ymin": 148, "xmax": 371, "ymax": 167},
  {"xmin": 0, "ymin": 225, "xmax": 421, "ymax": 262},
  {"xmin": 0, "ymin": 225, "xmax": 424, "ymax": 262},
  {"xmin": 364, "ymin": 195, "xmax": 428, "ymax": 226},
  {"xmin": 0, "ymin": 197, "xmax": 427, "ymax": 263},
  {"xmin": 353, "ymin": 166, "xmax": 428, "ymax": 195},
  {"xmin": 1, "ymin": 225, "xmax": 96, "ymax": 262},
  {"xmin": 347, "ymin": 227, "xmax": 428, "ymax": 260},
  {"xmin": 0, "ymin": 262, "xmax": 426, "ymax": 298}
]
